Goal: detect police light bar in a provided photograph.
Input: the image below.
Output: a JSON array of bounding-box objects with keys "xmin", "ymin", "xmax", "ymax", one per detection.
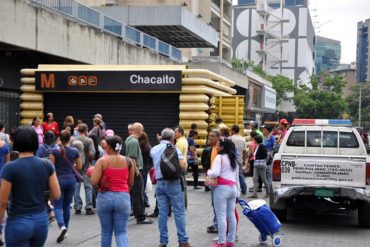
[{"xmin": 292, "ymin": 119, "xmax": 352, "ymax": 126}]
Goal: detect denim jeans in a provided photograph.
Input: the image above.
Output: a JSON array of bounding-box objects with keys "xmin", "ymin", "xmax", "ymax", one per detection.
[
  {"xmin": 5, "ymin": 211, "xmax": 48, "ymax": 247},
  {"xmin": 238, "ymin": 164, "xmax": 247, "ymax": 194},
  {"xmin": 214, "ymin": 185, "xmax": 237, "ymax": 244},
  {"xmin": 54, "ymin": 177, "xmax": 76, "ymax": 228},
  {"xmin": 97, "ymin": 191, "xmax": 131, "ymax": 247},
  {"xmin": 266, "ymin": 164, "xmax": 273, "ymax": 192},
  {"xmin": 156, "ymin": 179, "xmax": 189, "ymax": 245},
  {"xmin": 74, "ymin": 173, "xmax": 93, "ymax": 210}
]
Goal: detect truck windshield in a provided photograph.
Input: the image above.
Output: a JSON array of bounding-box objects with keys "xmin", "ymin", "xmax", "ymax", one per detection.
[{"xmin": 287, "ymin": 130, "xmax": 359, "ymax": 148}]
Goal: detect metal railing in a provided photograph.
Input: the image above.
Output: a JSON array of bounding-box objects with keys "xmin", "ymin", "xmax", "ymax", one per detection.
[{"xmin": 29, "ymin": 0, "xmax": 182, "ymax": 62}]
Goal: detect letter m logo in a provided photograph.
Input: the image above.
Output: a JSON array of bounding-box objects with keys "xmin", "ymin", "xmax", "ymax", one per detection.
[{"xmin": 40, "ymin": 73, "xmax": 55, "ymax": 88}]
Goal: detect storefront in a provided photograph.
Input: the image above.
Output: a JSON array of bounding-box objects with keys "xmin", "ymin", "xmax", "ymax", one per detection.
[{"xmin": 20, "ymin": 65, "xmax": 240, "ymax": 145}]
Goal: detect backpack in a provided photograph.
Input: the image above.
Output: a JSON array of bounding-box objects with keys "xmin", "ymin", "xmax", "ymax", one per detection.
[{"xmin": 160, "ymin": 143, "xmax": 182, "ymax": 180}]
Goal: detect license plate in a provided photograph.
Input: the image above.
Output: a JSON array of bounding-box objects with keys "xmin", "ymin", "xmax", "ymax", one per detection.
[{"xmin": 314, "ymin": 188, "xmax": 334, "ymax": 197}]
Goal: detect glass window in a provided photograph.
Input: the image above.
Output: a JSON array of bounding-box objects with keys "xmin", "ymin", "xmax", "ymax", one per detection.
[
  {"xmin": 322, "ymin": 131, "xmax": 337, "ymax": 147},
  {"xmin": 339, "ymin": 132, "xmax": 359, "ymax": 148},
  {"xmin": 287, "ymin": 131, "xmax": 305, "ymax": 147},
  {"xmin": 307, "ymin": 131, "xmax": 321, "ymax": 147}
]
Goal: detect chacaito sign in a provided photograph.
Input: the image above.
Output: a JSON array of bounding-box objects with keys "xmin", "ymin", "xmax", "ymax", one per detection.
[{"xmin": 35, "ymin": 70, "xmax": 182, "ymax": 92}]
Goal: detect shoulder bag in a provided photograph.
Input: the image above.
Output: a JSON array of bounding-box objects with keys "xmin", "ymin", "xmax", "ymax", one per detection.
[
  {"xmin": 205, "ymin": 156, "xmax": 223, "ymax": 187},
  {"xmin": 64, "ymin": 152, "xmax": 83, "ymax": 183}
]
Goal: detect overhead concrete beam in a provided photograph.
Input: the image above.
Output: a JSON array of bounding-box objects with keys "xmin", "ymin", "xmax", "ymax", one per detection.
[{"xmin": 0, "ymin": 0, "xmax": 176, "ymax": 65}]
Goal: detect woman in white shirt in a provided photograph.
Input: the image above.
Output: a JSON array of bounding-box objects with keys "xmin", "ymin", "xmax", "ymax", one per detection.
[{"xmin": 207, "ymin": 139, "xmax": 239, "ymax": 247}]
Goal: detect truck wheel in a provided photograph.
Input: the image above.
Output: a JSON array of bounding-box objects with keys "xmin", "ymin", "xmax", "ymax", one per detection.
[
  {"xmin": 270, "ymin": 196, "xmax": 287, "ymax": 222},
  {"xmin": 358, "ymin": 201, "xmax": 370, "ymax": 228}
]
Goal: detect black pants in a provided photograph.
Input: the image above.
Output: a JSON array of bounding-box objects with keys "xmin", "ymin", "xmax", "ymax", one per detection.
[
  {"xmin": 188, "ymin": 162, "xmax": 199, "ymax": 187},
  {"xmin": 131, "ymin": 173, "xmax": 146, "ymax": 221}
]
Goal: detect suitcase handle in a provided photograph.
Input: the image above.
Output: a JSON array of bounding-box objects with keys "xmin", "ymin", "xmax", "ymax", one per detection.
[{"xmin": 238, "ymin": 198, "xmax": 251, "ymax": 210}]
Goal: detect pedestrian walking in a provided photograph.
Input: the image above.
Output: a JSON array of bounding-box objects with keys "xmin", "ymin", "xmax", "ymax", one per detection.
[
  {"xmin": 32, "ymin": 117, "xmax": 44, "ymax": 145},
  {"xmin": 207, "ymin": 139, "xmax": 239, "ymax": 247},
  {"xmin": 89, "ymin": 117, "xmax": 105, "ymax": 140},
  {"xmin": 261, "ymin": 125, "xmax": 276, "ymax": 192},
  {"xmin": 0, "ymin": 126, "xmax": 60, "ymax": 247},
  {"xmin": 50, "ymin": 130, "xmax": 82, "ymax": 243},
  {"xmin": 205, "ymin": 129, "xmax": 221, "ymax": 234},
  {"xmin": 150, "ymin": 128, "xmax": 193, "ymax": 247},
  {"xmin": 90, "ymin": 135, "xmax": 136, "ymax": 247},
  {"xmin": 36, "ymin": 130, "xmax": 58, "ymax": 224},
  {"xmin": 138, "ymin": 132, "xmax": 152, "ymax": 208},
  {"xmin": 0, "ymin": 138, "xmax": 9, "ymax": 245},
  {"xmin": 0, "ymin": 123, "xmax": 10, "ymax": 145},
  {"xmin": 123, "ymin": 122, "xmax": 153, "ymax": 224},
  {"xmin": 42, "ymin": 112, "xmax": 60, "ymax": 136},
  {"xmin": 248, "ymin": 135, "xmax": 270, "ymax": 198},
  {"xmin": 187, "ymin": 130, "xmax": 201, "ymax": 189},
  {"xmin": 73, "ymin": 123, "xmax": 96, "ymax": 215},
  {"xmin": 229, "ymin": 124, "xmax": 248, "ymax": 195}
]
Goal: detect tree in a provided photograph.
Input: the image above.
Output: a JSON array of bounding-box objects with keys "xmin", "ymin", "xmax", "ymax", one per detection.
[
  {"xmin": 293, "ymin": 74, "xmax": 348, "ymax": 119},
  {"xmin": 268, "ymin": 75, "xmax": 295, "ymax": 105},
  {"xmin": 346, "ymin": 82, "xmax": 370, "ymax": 123}
]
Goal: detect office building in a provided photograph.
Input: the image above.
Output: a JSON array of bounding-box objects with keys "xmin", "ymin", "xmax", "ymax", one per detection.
[
  {"xmin": 315, "ymin": 36, "xmax": 341, "ymax": 74},
  {"xmin": 356, "ymin": 19, "xmax": 370, "ymax": 83}
]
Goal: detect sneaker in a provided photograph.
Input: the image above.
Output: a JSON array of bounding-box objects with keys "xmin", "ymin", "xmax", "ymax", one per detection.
[
  {"xmin": 194, "ymin": 186, "xmax": 202, "ymax": 190},
  {"xmin": 48, "ymin": 215, "xmax": 55, "ymax": 224},
  {"xmin": 248, "ymin": 194, "xmax": 258, "ymax": 199},
  {"xmin": 86, "ymin": 208, "xmax": 95, "ymax": 215},
  {"xmin": 207, "ymin": 225, "xmax": 218, "ymax": 233},
  {"xmin": 148, "ymin": 212, "xmax": 158, "ymax": 218},
  {"xmin": 144, "ymin": 202, "xmax": 150, "ymax": 208},
  {"xmin": 0, "ymin": 236, "xmax": 4, "ymax": 246},
  {"xmin": 56, "ymin": 226, "xmax": 67, "ymax": 243},
  {"xmin": 137, "ymin": 218, "xmax": 154, "ymax": 224},
  {"xmin": 75, "ymin": 209, "xmax": 82, "ymax": 215}
]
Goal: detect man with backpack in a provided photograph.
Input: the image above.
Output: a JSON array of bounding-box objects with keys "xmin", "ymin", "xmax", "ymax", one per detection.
[
  {"xmin": 73, "ymin": 123, "xmax": 96, "ymax": 215},
  {"xmin": 150, "ymin": 128, "xmax": 193, "ymax": 247}
]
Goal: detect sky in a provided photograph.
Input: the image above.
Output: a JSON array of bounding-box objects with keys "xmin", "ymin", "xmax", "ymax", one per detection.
[{"xmin": 308, "ymin": 0, "xmax": 370, "ymax": 64}]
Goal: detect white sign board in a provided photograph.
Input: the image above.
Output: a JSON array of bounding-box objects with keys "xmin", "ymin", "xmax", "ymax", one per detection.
[
  {"xmin": 281, "ymin": 158, "xmax": 366, "ymax": 187},
  {"xmin": 263, "ymin": 88, "xmax": 276, "ymax": 111}
]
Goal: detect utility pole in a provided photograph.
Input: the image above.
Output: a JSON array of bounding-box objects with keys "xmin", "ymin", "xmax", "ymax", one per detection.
[{"xmin": 359, "ymin": 83, "xmax": 362, "ymax": 127}]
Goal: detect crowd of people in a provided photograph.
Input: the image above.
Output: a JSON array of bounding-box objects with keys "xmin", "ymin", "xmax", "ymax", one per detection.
[{"xmin": 0, "ymin": 113, "xmax": 291, "ymax": 247}]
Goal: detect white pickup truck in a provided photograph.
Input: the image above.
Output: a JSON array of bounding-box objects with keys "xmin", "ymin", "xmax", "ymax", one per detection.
[{"xmin": 270, "ymin": 119, "xmax": 370, "ymax": 227}]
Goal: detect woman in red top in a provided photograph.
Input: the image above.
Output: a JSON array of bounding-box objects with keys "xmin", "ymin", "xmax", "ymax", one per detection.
[
  {"xmin": 42, "ymin": 113, "xmax": 60, "ymax": 136},
  {"xmin": 90, "ymin": 136, "xmax": 136, "ymax": 247}
]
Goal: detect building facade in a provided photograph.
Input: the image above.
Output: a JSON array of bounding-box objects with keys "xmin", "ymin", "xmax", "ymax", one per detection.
[
  {"xmin": 232, "ymin": 0, "xmax": 315, "ymax": 85},
  {"xmin": 356, "ymin": 19, "xmax": 370, "ymax": 83},
  {"xmin": 315, "ymin": 36, "xmax": 341, "ymax": 74},
  {"xmin": 328, "ymin": 68, "xmax": 356, "ymax": 99},
  {"xmin": 84, "ymin": 0, "xmax": 233, "ymax": 62}
]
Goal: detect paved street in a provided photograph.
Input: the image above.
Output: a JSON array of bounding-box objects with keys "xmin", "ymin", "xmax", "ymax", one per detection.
[{"xmin": 44, "ymin": 178, "xmax": 370, "ymax": 247}]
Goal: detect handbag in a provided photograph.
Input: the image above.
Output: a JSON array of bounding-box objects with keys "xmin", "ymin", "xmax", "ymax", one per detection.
[
  {"xmin": 42, "ymin": 159, "xmax": 51, "ymax": 203},
  {"xmin": 149, "ymin": 167, "xmax": 157, "ymax": 185},
  {"xmin": 204, "ymin": 156, "xmax": 223, "ymax": 187},
  {"xmin": 64, "ymin": 155, "xmax": 83, "ymax": 183},
  {"xmin": 254, "ymin": 159, "xmax": 267, "ymax": 168},
  {"xmin": 145, "ymin": 173, "xmax": 153, "ymax": 192}
]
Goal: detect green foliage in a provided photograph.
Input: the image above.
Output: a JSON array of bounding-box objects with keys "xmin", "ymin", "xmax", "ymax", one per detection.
[
  {"xmin": 346, "ymin": 82, "xmax": 370, "ymax": 121},
  {"xmin": 267, "ymin": 75, "xmax": 295, "ymax": 105},
  {"xmin": 293, "ymin": 74, "xmax": 348, "ymax": 119}
]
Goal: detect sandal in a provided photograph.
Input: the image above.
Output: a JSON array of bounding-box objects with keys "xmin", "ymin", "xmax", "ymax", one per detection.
[{"xmin": 207, "ymin": 225, "xmax": 218, "ymax": 233}]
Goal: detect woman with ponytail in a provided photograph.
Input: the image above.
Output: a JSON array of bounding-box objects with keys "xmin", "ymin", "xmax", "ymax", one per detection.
[
  {"xmin": 50, "ymin": 130, "xmax": 82, "ymax": 243},
  {"xmin": 90, "ymin": 135, "xmax": 136, "ymax": 247}
]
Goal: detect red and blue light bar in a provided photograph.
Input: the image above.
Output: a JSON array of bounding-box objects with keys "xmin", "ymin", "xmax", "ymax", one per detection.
[{"xmin": 292, "ymin": 119, "xmax": 352, "ymax": 126}]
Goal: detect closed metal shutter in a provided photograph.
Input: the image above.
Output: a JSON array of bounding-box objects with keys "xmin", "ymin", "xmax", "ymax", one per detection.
[
  {"xmin": 44, "ymin": 93, "xmax": 180, "ymax": 144},
  {"xmin": 0, "ymin": 89, "xmax": 20, "ymax": 131}
]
